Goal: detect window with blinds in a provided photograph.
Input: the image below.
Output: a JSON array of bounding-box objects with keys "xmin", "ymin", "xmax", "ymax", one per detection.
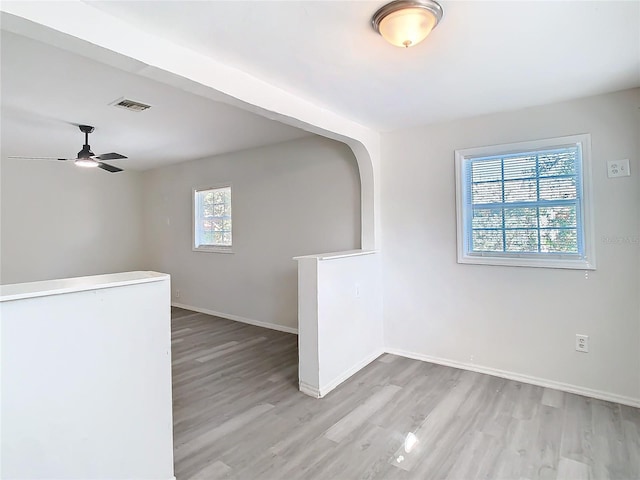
[
  {"xmin": 455, "ymin": 135, "xmax": 595, "ymax": 269},
  {"xmin": 193, "ymin": 185, "xmax": 232, "ymax": 252}
]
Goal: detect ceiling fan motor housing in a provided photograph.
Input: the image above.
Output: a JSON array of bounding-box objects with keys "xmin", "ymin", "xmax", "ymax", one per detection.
[
  {"xmin": 78, "ymin": 125, "xmax": 95, "ymax": 158},
  {"xmin": 77, "ymin": 146, "xmax": 94, "ymax": 159}
]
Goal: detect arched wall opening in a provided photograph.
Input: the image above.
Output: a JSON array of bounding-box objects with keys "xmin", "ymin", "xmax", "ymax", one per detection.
[
  {"xmin": 0, "ymin": 6, "xmax": 381, "ymax": 251},
  {"xmin": 1, "ymin": 2, "xmax": 384, "ymax": 402}
]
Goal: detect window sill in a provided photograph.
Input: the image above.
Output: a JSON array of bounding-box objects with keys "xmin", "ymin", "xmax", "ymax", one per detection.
[
  {"xmin": 458, "ymin": 254, "xmax": 595, "ymax": 270},
  {"xmin": 193, "ymin": 246, "xmax": 234, "ymax": 254}
]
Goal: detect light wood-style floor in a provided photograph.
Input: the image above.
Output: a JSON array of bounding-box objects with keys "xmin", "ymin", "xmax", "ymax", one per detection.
[{"xmin": 171, "ymin": 307, "xmax": 640, "ymax": 480}]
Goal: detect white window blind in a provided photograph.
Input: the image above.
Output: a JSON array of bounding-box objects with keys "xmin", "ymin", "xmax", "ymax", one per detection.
[
  {"xmin": 194, "ymin": 186, "xmax": 232, "ymax": 250},
  {"xmin": 455, "ymin": 135, "xmax": 595, "ymax": 269}
]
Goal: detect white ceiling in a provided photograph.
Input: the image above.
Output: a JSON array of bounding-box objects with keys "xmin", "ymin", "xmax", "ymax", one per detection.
[
  {"xmin": 0, "ymin": 30, "xmax": 310, "ymax": 171},
  {"xmin": 2, "ymin": 1, "xmax": 638, "ymax": 173},
  {"xmin": 87, "ymin": 0, "xmax": 640, "ymax": 131}
]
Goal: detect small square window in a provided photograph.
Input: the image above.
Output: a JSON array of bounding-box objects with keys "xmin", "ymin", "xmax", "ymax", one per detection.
[
  {"xmin": 193, "ymin": 185, "xmax": 233, "ymax": 253},
  {"xmin": 455, "ymin": 134, "xmax": 595, "ymax": 269}
]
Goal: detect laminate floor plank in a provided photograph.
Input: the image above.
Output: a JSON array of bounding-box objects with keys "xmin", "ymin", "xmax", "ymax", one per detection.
[
  {"xmin": 306, "ymin": 422, "xmax": 397, "ymax": 480},
  {"xmin": 524, "ymin": 404, "xmax": 564, "ymax": 480},
  {"xmin": 368, "ymin": 363, "xmax": 454, "ymax": 431},
  {"xmin": 557, "ymin": 457, "xmax": 592, "ymax": 480},
  {"xmin": 389, "ymin": 370, "xmax": 481, "ymax": 472},
  {"xmin": 185, "ymin": 460, "xmax": 232, "ymax": 480},
  {"xmin": 175, "ymin": 403, "xmax": 275, "ymax": 478},
  {"xmin": 324, "ymin": 384, "xmax": 402, "ymax": 443},
  {"xmin": 542, "ymin": 387, "xmax": 566, "ymax": 409},
  {"xmin": 378, "ymin": 353, "xmax": 398, "ymax": 364},
  {"xmin": 406, "ymin": 374, "xmax": 500, "ymax": 478},
  {"xmin": 195, "ymin": 337, "xmax": 266, "ymax": 363},
  {"xmin": 514, "ymin": 382, "xmax": 544, "ymax": 420},
  {"xmin": 560, "ymin": 393, "xmax": 594, "ymax": 466},
  {"xmin": 444, "ymin": 431, "xmax": 503, "ymax": 480},
  {"xmin": 489, "ymin": 416, "xmax": 539, "ymax": 480},
  {"xmin": 592, "ymin": 401, "xmax": 630, "ymax": 480},
  {"xmin": 481, "ymin": 379, "xmax": 520, "ymax": 438},
  {"xmin": 173, "ymin": 340, "xmax": 239, "ymax": 366},
  {"xmin": 170, "ymin": 309, "xmax": 640, "ymax": 480}
]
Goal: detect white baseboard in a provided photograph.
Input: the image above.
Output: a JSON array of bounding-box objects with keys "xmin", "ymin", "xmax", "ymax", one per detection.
[
  {"xmin": 311, "ymin": 349, "xmax": 384, "ymax": 398},
  {"xmin": 171, "ymin": 302, "xmax": 298, "ymax": 335},
  {"xmin": 385, "ymin": 348, "xmax": 640, "ymax": 408},
  {"xmin": 299, "ymin": 381, "xmax": 321, "ymax": 398}
]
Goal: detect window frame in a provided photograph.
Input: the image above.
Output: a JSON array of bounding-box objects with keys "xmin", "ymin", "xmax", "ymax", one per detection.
[
  {"xmin": 455, "ymin": 134, "xmax": 596, "ymax": 270},
  {"xmin": 192, "ymin": 184, "xmax": 233, "ymax": 254}
]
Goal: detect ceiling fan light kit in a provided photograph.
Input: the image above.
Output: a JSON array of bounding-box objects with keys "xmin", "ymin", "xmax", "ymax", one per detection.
[
  {"xmin": 372, "ymin": 0, "xmax": 443, "ymax": 48},
  {"xmin": 75, "ymin": 158, "xmax": 100, "ymax": 168}
]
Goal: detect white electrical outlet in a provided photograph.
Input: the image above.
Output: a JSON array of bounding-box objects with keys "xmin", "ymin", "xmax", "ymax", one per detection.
[
  {"xmin": 607, "ymin": 159, "xmax": 630, "ymax": 178},
  {"xmin": 175, "ymin": 290, "xmax": 181, "ymax": 299},
  {"xmin": 575, "ymin": 334, "xmax": 589, "ymax": 353}
]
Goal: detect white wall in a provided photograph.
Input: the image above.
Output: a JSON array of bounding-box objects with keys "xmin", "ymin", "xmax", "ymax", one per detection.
[
  {"xmin": 297, "ymin": 251, "xmax": 384, "ymax": 398},
  {"xmin": 382, "ymin": 88, "xmax": 640, "ymax": 404},
  {"xmin": 0, "ymin": 158, "xmax": 144, "ymax": 284},
  {"xmin": 316, "ymin": 252, "xmax": 383, "ymax": 393},
  {"xmin": 143, "ymin": 135, "xmax": 361, "ymax": 331},
  {"xmin": 1, "ymin": 272, "xmax": 174, "ymax": 480}
]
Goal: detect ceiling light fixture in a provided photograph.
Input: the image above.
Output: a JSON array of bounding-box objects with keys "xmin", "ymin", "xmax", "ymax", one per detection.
[
  {"xmin": 75, "ymin": 158, "xmax": 99, "ymax": 168},
  {"xmin": 75, "ymin": 145, "xmax": 99, "ymax": 168},
  {"xmin": 372, "ymin": 0, "xmax": 443, "ymax": 48}
]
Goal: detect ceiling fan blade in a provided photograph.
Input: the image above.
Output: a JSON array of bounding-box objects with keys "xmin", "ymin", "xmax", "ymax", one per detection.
[
  {"xmin": 95, "ymin": 152, "xmax": 127, "ymax": 161},
  {"xmin": 8, "ymin": 156, "xmax": 70, "ymax": 161},
  {"xmin": 97, "ymin": 162, "xmax": 123, "ymax": 173}
]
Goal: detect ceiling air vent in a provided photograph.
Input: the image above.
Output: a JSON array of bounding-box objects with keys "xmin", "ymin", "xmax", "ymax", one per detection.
[{"xmin": 110, "ymin": 97, "xmax": 151, "ymax": 112}]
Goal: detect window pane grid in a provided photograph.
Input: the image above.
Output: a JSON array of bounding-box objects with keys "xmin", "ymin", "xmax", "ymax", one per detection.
[
  {"xmin": 471, "ymin": 173, "xmax": 576, "ymax": 185},
  {"xmin": 467, "ymin": 147, "xmax": 580, "ymax": 255},
  {"xmin": 535, "ymin": 154, "xmax": 542, "ymax": 250},
  {"xmin": 500, "ymin": 158, "xmax": 506, "ymax": 255},
  {"xmin": 195, "ymin": 186, "xmax": 232, "ymax": 248},
  {"xmin": 473, "ymin": 227, "xmax": 578, "ymax": 231},
  {"xmin": 471, "ymin": 199, "xmax": 576, "ymax": 209}
]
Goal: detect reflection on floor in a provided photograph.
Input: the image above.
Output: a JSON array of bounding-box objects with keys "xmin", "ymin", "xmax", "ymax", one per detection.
[{"xmin": 171, "ymin": 307, "xmax": 640, "ymax": 480}]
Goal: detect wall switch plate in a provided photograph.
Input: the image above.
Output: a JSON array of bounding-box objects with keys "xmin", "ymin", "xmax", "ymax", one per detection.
[
  {"xmin": 575, "ymin": 334, "xmax": 589, "ymax": 353},
  {"xmin": 607, "ymin": 159, "xmax": 630, "ymax": 178}
]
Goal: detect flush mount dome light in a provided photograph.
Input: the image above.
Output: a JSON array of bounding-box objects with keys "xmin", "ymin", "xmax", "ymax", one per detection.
[{"xmin": 372, "ymin": 0, "xmax": 443, "ymax": 48}]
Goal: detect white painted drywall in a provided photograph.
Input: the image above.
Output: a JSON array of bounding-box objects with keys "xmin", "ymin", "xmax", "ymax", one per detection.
[
  {"xmin": 0, "ymin": 158, "xmax": 144, "ymax": 284},
  {"xmin": 1, "ymin": 272, "xmax": 174, "ymax": 480},
  {"xmin": 317, "ymin": 252, "xmax": 383, "ymax": 394},
  {"xmin": 296, "ymin": 251, "xmax": 384, "ymax": 398},
  {"xmin": 382, "ymin": 88, "xmax": 640, "ymax": 404},
  {"xmin": 297, "ymin": 256, "xmax": 320, "ymax": 393},
  {"xmin": 142, "ymin": 136, "xmax": 361, "ymax": 331}
]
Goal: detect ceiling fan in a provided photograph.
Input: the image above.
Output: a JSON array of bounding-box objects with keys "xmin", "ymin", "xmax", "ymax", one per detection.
[{"xmin": 9, "ymin": 125, "xmax": 127, "ymax": 173}]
